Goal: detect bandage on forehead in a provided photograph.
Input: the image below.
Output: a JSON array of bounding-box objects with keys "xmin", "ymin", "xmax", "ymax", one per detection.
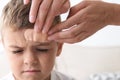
[{"xmin": 24, "ymin": 29, "xmax": 48, "ymax": 42}]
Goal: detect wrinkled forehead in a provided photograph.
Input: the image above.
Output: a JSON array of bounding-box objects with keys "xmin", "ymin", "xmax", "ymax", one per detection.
[
  {"xmin": 2, "ymin": 28, "xmax": 52, "ymax": 47},
  {"xmin": 2, "ymin": 28, "xmax": 26, "ymax": 47}
]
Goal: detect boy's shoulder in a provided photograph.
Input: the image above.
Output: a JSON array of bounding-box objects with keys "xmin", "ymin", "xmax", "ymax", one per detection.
[
  {"xmin": 51, "ymin": 70, "xmax": 76, "ymax": 80},
  {"xmin": 0, "ymin": 72, "xmax": 14, "ymax": 80},
  {"xmin": 0, "ymin": 71, "xmax": 76, "ymax": 80},
  {"xmin": 89, "ymin": 72, "xmax": 120, "ymax": 80}
]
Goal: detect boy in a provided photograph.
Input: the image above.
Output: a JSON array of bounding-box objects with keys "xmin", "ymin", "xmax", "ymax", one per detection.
[{"xmin": 0, "ymin": 0, "xmax": 75, "ymax": 80}]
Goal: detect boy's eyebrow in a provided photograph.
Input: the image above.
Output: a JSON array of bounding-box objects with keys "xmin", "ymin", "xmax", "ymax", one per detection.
[
  {"xmin": 9, "ymin": 45, "xmax": 23, "ymax": 48},
  {"xmin": 34, "ymin": 42, "xmax": 51, "ymax": 46},
  {"xmin": 9, "ymin": 42, "xmax": 51, "ymax": 48}
]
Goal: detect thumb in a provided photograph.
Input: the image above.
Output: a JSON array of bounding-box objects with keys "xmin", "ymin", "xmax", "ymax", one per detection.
[
  {"xmin": 68, "ymin": 1, "xmax": 89, "ymax": 18},
  {"xmin": 49, "ymin": 1, "xmax": 90, "ymax": 35},
  {"xmin": 48, "ymin": 11, "xmax": 83, "ymax": 35}
]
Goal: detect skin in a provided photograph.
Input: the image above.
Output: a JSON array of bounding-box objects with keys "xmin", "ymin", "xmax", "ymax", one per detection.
[
  {"xmin": 23, "ymin": 0, "xmax": 70, "ymax": 33},
  {"xmin": 24, "ymin": 29, "xmax": 48, "ymax": 42},
  {"xmin": 2, "ymin": 27, "xmax": 63, "ymax": 80},
  {"xmin": 48, "ymin": 1, "xmax": 120, "ymax": 43}
]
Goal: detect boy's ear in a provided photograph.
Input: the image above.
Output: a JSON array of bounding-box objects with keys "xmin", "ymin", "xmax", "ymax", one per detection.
[{"xmin": 56, "ymin": 43, "xmax": 63, "ymax": 56}]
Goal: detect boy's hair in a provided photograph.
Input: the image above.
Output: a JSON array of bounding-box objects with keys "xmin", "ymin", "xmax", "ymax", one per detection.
[{"xmin": 0, "ymin": 0, "xmax": 61, "ymax": 31}]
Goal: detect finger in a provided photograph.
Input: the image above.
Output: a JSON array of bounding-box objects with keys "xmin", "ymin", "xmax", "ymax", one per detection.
[
  {"xmin": 41, "ymin": 2, "xmax": 55, "ymax": 34},
  {"xmin": 68, "ymin": 1, "xmax": 89, "ymax": 18},
  {"xmin": 55, "ymin": 32, "xmax": 88, "ymax": 44},
  {"xmin": 58, "ymin": 0, "xmax": 70, "ymax": 15},
  {"xmin": 48, "ymin": 9, "xmax": 86, "ymax": 35},
  {"xmin": 42, "ymin": 12, "xmax": 55, "ymax": 34},
  {"xmin": 23, "ymin": 0, "xmax": 30, "ymax": 4},
  {"xmin": 41, "ymin": 2, "xmax": 56, "ymax": 34},
  {"xmin": 29, "ymin": 0, "xmax": 42, "ymax": 23},
  {"xmin": 48, "ymin": 23, "xmax": 84, "ymax": 40},
  {"xmin": 42, "ymin": 0, "xmax": 68, "ymax": 33},
  {"xmin": 34, "ymin": 0, "xmax": 53, "ymax": 32}
]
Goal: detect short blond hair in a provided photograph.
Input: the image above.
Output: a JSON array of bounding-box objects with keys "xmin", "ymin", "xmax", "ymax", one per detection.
[{"xmin": 1, "ymin": 0, "xmax": 61, "ymax": 31}]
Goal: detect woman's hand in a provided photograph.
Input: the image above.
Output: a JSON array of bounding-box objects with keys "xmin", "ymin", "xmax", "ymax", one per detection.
[
  {"xmin": 23, "ymin": 0, "xmax": 70, "ymax": 33},
  {"xmin": 48, "ymin": 1, "xmax": 115, "ymax": 43}
]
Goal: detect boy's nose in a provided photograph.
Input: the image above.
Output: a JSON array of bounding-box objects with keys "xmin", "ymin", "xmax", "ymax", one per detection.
[{"xmin": 24, "ymin": 52, "xmax": 38, "ymax": 65}]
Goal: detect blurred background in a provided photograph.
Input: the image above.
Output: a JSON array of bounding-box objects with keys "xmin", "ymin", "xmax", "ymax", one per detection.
[{"xmin": 0, "ymin": 0, "xmax": 120, "ymax": 80}]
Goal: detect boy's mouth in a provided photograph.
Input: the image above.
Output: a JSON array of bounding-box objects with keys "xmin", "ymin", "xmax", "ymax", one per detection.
[{"xmin": 23, "ymin": 70, "xmax": 41, "ymax": 74}]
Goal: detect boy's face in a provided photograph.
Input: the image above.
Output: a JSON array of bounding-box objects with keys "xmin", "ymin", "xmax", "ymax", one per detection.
[{"xmin": 2, "ymin": 28, "xmax": 63, "ymax": 80}]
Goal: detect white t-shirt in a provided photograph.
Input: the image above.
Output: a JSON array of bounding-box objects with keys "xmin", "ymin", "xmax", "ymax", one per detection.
[
  {"xmin": 0, "ymin": 70, "xmax": 75, "ymax": 80},
  {"xmin": 89, "ymin": 72, "xmax": 120, "ymax": 80}
]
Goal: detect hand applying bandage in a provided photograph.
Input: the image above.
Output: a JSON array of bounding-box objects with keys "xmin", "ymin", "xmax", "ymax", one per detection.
[
  {"xmin": 24, "ymin": 16, "xmax": 61, "ymax": 42},
  {"xmin": 23, "ymin": 0, "xmax": 64, "ymax": 42},
  {"xmin": 48, "ymin": 1, "xmax": 120, "ymax": 43},
  {"xmin": 23, "ymin": 0, "xmax": 70, "ymax": 33}
]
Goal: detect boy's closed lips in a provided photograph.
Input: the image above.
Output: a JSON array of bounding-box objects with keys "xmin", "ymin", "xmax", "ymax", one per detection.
[{"xmin": 23, "ymin": 69, "xmax": 41, "ymax": 74}]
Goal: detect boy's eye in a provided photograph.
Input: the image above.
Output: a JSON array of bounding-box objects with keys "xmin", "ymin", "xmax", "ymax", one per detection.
[
  {"xmin": 36, "ymin": 48, "xmax": 49, "ymax": 52},
  {"xmin": 12, "ymin": 50, "xmax": 23, "ymax": 54}
]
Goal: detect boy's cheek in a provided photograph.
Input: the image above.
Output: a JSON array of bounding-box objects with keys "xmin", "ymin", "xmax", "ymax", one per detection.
[{"xmin": 24, "ymin": 29, "xmax": 48, "ymax": 42}]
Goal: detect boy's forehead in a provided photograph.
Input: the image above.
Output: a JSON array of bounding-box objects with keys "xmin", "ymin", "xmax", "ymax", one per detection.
[
  {"xmin": 3, "ymin": 28, "xmax": 26, "ymax": 47},
  {"xmin": 3, "ymin": 28, "xmax": 52, "ymax": 47}
]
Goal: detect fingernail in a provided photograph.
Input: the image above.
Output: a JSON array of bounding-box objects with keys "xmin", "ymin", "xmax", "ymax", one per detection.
[
  {"xmin": 29, "ymin": 38, "xmax": 32, "ymax": 41},
  {"xmin": 42, "ymin": 29, "xmax": 47, "ymax": 34},
  {"xmin": 48, "ymin": 31, "xmax": 53, "ymax": 35},
  {"xmin": 42, "ymin": 29, "xmax": 45, "ymax": 34},
  {"xmin": 48, "ymin": 36, "xmax": 54, "ymax": 41},
  {"xmin": 34, "ymin": 25, "xmax": 40, "ymax": 33},
  {"xmin": 29, "ymin": 16, "xmax": 35, "ymax": 23},
  {"xmin": 23, "ymin": 0, "xmax": 28, "ymax": 4}
]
